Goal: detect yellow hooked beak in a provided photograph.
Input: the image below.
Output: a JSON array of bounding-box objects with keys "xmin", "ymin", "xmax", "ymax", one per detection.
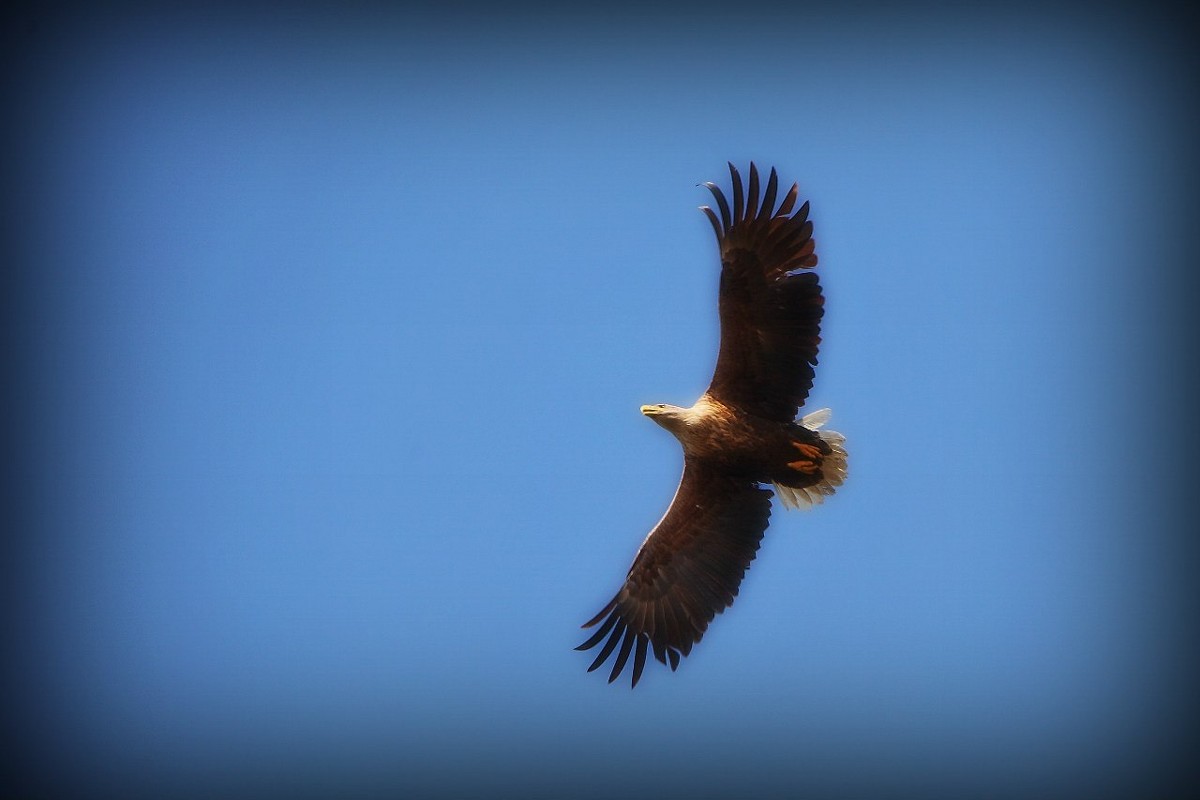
[{"xmin": 640, "ymin": 405, "xmax": 661, "ymax": 416}]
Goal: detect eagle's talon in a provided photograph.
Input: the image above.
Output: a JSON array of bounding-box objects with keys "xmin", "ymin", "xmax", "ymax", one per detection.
[{"xmin": 791, "ymin": 442, "xmax": 822, "ymax": 460}]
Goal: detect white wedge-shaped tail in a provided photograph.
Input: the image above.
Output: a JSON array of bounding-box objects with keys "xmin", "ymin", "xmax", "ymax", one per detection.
[{"xmin": 774, "ymin": 408, "xmax": 848, "ymax": 510}]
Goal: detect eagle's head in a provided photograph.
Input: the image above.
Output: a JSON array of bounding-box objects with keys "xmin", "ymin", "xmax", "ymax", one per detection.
[{"xmin": 640, "ymin": 403, "xmax": 689, "ymax": 434}]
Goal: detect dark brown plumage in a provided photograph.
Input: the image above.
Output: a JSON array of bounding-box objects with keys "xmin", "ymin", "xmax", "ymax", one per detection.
[{"xmin": 577, "ymin": 163, "xmax": 848, "ymax": 687}]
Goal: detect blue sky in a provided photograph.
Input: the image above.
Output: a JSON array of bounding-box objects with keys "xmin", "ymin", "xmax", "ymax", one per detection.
[{"xmin": 7, "ymin": 4, "xmax": 1195, "ymax": 798}]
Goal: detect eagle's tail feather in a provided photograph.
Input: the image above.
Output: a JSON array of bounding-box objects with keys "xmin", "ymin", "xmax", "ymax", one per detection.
[{"xmin": 775, "ymin": 408, "xmax": 847, "ymax": 510}]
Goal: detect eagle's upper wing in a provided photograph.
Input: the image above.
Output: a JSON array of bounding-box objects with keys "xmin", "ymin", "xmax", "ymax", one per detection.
[
  {"xmin": 701, "ymin": 163, "xmax": 824, "ymax": 422},
  {"xmin": 576, "ymin": 461, "xmax": 773, "ymax": 687}
]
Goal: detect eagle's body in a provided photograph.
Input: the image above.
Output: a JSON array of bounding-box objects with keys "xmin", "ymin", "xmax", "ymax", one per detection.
[
  {"xmin": 578, "ymin": 163, "xmax": 847, "ymax": 687},
  {"xmin": 643, "ymin": 396, "xmax": 831, "ymax": 487}
]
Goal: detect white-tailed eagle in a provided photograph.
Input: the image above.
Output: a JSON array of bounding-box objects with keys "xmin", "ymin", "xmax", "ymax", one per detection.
[{"xmin": 577, "ymin": 163, "xmax": 848, "ymax": 687}]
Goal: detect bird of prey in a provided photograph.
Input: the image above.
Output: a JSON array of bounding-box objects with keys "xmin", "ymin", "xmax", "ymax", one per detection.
[{"xmin": 577, "ymin": 162, "xmax": 848, "ymax": 687}]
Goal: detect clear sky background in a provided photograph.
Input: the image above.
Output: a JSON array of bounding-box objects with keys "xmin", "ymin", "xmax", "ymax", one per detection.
[{"xmin": 6, "ymin": 3, "xmax": 1197, "ymax": 798}]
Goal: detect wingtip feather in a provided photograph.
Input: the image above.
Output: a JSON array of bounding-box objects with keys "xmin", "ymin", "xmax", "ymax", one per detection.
[
  {"xmin": 608, "ymin": 628, "xmax": 636, "ymax": 683},
  {"xmin": 700, "ymin": 206, "xmax": 723, "ymax": 242},
  {"xmin": 702, "ymin": 182, "xmax": 732, "ymax": 231},
  {"xmin": 759, "ymin": 167, "xmax": 778, "ymax": 220},
  {"xmin": 631, "ymin": 635, "xmax": 649, "ymax": 687},
  {"xmin": 728, "ymin": 163, "xmax": 744, "ymax": 225},
  {"xmin": 745, "ymin": 163, "xmax": 760, "ymax": 221},
  {"xmin": 586, "ymin": 619, "xmax": 626, "ymax": 672},
  {"xmin": 581, "ymin": 596, "xmax": 617, "ymax": 629}
]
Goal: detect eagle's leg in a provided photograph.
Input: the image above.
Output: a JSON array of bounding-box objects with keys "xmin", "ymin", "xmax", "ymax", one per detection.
[{"xmin": 787, "ymin": 441, "xmax": 822, "ymax": 474}]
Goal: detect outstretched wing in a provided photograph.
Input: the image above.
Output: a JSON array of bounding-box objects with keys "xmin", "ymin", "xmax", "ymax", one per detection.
[
  {"xmin": 701, "ymin": 163, "xmax": 824, "ymax": 422},
  {"xmin": 577, "ymin": 462, "xmax": 773, "ymax": 687}
]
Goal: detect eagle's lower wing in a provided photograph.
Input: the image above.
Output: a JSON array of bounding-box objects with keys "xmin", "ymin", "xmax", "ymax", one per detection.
[
  {"xmin": 702, "ymin": 163, "xmax": 824, "ymax": 422},
  {"xmin": 577, "ymin": 462, "xmax": 773, "ymax": 687}
]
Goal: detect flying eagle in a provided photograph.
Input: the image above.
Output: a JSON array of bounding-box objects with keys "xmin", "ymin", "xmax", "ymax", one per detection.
[{"xmin": 577, "ymin": 162, "xmax": 848, "ymax": 687}]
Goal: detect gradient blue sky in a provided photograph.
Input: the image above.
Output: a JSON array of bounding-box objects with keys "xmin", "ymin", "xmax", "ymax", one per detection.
[{"xmin": 7, "ymin": 4, "xmax": 1196, "ymax": 798}]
